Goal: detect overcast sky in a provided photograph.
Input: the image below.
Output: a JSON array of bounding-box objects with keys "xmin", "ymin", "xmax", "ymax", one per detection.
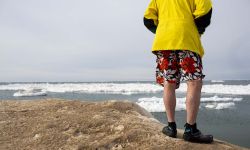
[{"xmin": 0, "ymin": 0, "xmax": 250, "ymax": 82}]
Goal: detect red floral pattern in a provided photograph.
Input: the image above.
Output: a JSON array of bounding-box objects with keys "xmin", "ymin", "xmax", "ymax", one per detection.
[
  {"xmin": 153, "ymin": 50, "xmax": 205, "ymax": 89},
  {"xmin": 180, "ymin": 57, "xmax": 196, "ymax": 73},
  {"xmin": 159, "ymin": 58, "xmax": 168, "ymax": 70},
  {"xmin": 156, "ymin": 76, "xmax": 164, "ymax": 84}
]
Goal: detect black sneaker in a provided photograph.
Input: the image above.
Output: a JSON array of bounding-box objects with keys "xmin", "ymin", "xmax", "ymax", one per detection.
[
  {"xmin": 183, "ymin": 123, "xmax": 213, "ymax": 143},
  {"xmin": 162, "ymin": 125, "xmax": 177, "ymax": 138}
]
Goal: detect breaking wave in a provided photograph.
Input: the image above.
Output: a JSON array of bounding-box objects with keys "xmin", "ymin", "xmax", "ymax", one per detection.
[
  {"xmin": 0, "ymin": 82, "xmax": 249, "ymax": 95},
  {"xmin": 13, "ymin": 88, "xmax": 47, "ymax": 97},
  {"xmin": 136, "ymin": 96, "xmax": 243, "ymax": 112}
]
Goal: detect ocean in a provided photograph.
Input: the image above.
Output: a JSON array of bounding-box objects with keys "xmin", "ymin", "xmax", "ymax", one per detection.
[{"xmin": 0, "ymin": 80, "xmax": 250, "ymax": 148}]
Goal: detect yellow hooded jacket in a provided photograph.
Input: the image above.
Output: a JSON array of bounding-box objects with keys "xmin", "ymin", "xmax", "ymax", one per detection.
[{"xmin": 144, "ymin": 0, "xmax": 212, "ymax": 57}]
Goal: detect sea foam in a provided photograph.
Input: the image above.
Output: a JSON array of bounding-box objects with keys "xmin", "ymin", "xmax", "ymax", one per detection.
[
  {"xmin": 13, "ymin": 88, "xmax": 47, "ymax": 97},
  {"xmin": 0, "ymin": 83, "xmax": 162, "ymax": 95},
  {"xmin": 211, "ymin": 80, "xmax": 225, "ymax": 83},
  {"xmin": 136, "ymin": 96, "xmax": 243, "ymax": 112},
  {"xmin": 0, "ymin": 82, "xmax": 249, "ymax": 95}
]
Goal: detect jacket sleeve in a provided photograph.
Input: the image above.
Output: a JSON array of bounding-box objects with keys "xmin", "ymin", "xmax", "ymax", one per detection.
[
  {"xmin": 143, "ymin": 0, "xmax": 158, "ymax": 34},
  {"xmin": 193, "ymin": 0, "xmax": 212, "ymax": 34}
]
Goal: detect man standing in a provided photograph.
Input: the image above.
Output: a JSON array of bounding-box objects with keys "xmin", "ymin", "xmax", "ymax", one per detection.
[{"xmin": 143, "ymin": 0, "xmax": 213, "ymax": 143}]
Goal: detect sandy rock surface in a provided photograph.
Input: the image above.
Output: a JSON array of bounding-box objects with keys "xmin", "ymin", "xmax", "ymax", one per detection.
[{"xmin": 0, "ymin": 99, "xmax": 247, "ymax": 150}]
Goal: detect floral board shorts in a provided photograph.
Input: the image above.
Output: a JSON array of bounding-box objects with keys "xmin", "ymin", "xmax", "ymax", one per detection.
[{"xmin": 153, "ymin": 50, "xmax": 205, "ymax": 89}]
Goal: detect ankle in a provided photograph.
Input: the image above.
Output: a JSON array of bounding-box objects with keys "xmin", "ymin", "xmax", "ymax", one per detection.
[
  {"xmin": 185, "ymin": 122, "xmax": 196, "ymax": 127},
  {"xmin": 168, "ymin": 122, "xmax": 177, "ymax": 130},
  {"xmin": 184, "ymin": 123, "xmax": 199, "ymax": 133}
]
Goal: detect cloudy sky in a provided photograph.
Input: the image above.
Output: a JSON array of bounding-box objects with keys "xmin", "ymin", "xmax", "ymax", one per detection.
[{"xmin": 0, "ymin": 0, "xmax": 250, "ymax": 82}]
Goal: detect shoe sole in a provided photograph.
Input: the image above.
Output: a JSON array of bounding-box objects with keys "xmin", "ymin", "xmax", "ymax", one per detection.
[
  {"xmin": 162, "ymin": 131, "xmax": 177, "ymax": 138},
  {"xmin": 183, "ymin": 134, "xmax": 213, "ymax": 143}
]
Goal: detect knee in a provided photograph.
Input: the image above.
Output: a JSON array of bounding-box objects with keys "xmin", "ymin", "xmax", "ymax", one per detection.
[
  {"xmin": 187, "ymin": 80, "xmax": 203, "ymax": 90},
  {"xmin": 164, "ymin": 81, "xmax": 176, "ymax": 91}
]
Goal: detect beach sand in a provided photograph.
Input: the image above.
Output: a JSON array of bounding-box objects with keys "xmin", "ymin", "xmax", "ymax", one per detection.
[{"xmin": 0, "ymin": 99, "xmax": 247, "ymax": 150}]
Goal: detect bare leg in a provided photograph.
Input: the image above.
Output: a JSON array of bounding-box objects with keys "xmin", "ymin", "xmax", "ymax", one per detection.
[
  {"xmin": 186, "ymin": 80, "xmax": 202, "ymax": 125},
  {"xmin": 163, "ymin": 81, "xmax": 177, "ymax": 122}
]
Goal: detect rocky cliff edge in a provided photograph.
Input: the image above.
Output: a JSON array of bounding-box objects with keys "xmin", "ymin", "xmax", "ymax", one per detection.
[{"xmin": 0, "ymin": 99, "xmax": 247, "ymax": 150}]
